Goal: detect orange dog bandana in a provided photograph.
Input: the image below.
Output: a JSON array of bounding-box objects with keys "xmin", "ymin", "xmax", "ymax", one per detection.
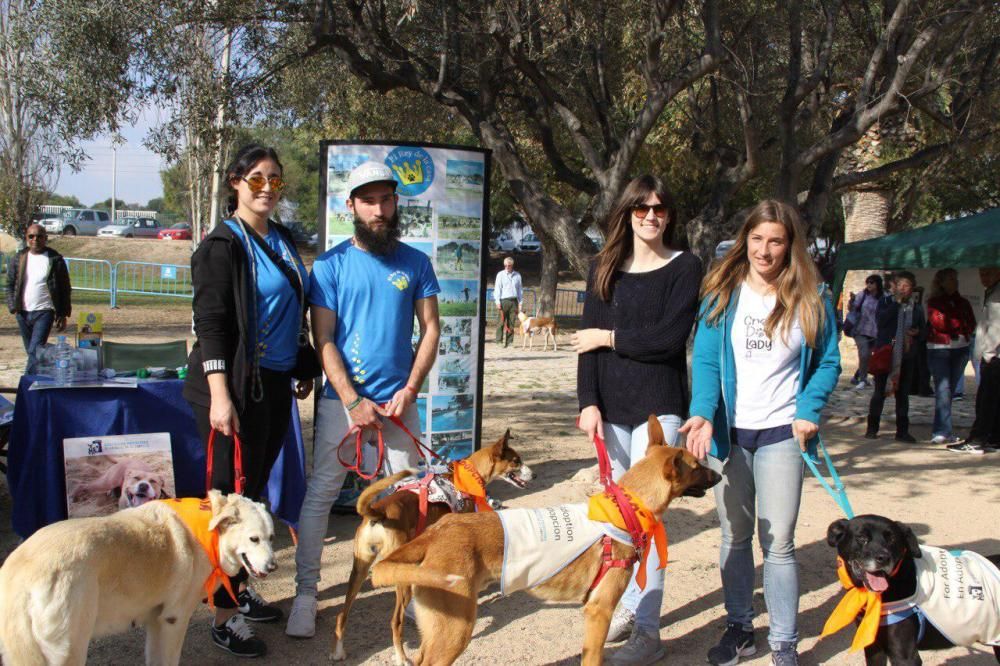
[
  {"xmin": 452, "ymin": 460, "xmax": 492, "ymax": 513},
  {"xmin": 821, "ymin": 558, "xmax": 882, "ymax": 652},
  {"xmin": 587, "ymin": 488, "xmax": 667, "ymax": 591},
  {"xmin": 159, "ymin": 498, "xmax": 238, "ymax": 608}
]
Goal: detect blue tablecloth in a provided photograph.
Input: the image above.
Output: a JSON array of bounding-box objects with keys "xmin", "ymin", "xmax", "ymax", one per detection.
[{"xmin": 6, "ymin": 376, "xmax": 306, "ymax": 538}]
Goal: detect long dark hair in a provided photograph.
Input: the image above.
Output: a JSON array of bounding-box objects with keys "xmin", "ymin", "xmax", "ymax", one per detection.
[
  {"xmin": 225, "ymin": 144, "xmax": 283, "ymax": 216},
  {"xmin": 591, "ymin": 174, "xmax": 677, "ymax": 301}
]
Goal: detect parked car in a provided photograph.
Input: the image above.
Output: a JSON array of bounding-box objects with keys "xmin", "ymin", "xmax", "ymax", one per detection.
[
  {"xmin": 43, "ymin": 208, "xmax": 111, "ymax": 236},
  {"xmin": 98, "ymin": 217, "xmax": 162, "ymax": 238},
  {"xmin": 158, "ymin": 223, "xmax": 193, "ymax": 241},
  {"xmin": 518, "ymin": 232, "xmax": 541, "ymax": 253},
  {"xmin": 489, "ymin": 233, "xmax": 517, "ymax": 252}
]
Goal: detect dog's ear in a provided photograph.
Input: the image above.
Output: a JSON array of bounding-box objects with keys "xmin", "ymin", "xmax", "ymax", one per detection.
[
  {"xmin": 827, "ymin": 519, "xmax": 850, "ymax": 547},
  {"xmin": 489, "ymin": 429, "xmax": 512, "ymax": 457},
  {"xmin": 645, "ymin": 415, "xmax": 665, "ymax": 455},
  {"xmin": 209, "ymin": 496, "xmax": 241, "ymax": 532},
  {"xmin": 159, "ymin": 488, "xmax": 171, "ymax": 499},
  {"xmin": 897, "ymin": 521, "xmax": 921, "ymax": 558}
]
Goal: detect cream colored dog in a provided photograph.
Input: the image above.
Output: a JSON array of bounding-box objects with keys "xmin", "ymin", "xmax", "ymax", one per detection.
[
  {"xmin": 517, "ymin": 311, "xmax": 558, "ymax": 350},
  {"xmin": 0, "ymin": 490, "xmax": 276, "ymax": 666}
]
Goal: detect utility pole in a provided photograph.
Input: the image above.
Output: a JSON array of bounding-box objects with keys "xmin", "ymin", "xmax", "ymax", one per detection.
[{"xmin": 111, "ymin": 146, "xmax": 117, "ymax": 221}]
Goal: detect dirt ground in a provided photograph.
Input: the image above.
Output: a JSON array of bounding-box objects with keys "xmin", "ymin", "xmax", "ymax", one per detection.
[{"xmin": 1, "ymin": 269, "xmax": 999, "ymax": 664}]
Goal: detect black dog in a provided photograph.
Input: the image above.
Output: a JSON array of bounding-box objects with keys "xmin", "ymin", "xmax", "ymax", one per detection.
[{"xmin": 827, "ymin": 514, "xmax": 1000, "ymax": 665}]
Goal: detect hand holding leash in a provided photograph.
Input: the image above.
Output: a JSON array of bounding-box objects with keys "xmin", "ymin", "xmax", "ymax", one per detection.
[
  {"xmin": 792, "ymin": 418, "xmax": 818, "ymax": 452},
  {"xmin": 577, "ymin": 405, "xmax": 604, "ymax": 443},
  {"xmin": 348, "ymin": 397, "xmax": 383, "ymax": 430},
  {"xmin": 209, "ymin": 396, "xmax": 240, "ymax": 437},
  {"xmin": 678, "ymin": 416, "xmax": 712, "ymax": 461},
  {"xmin": 385, "ymin": 385, "xmax": 418, "ymax": 419}
]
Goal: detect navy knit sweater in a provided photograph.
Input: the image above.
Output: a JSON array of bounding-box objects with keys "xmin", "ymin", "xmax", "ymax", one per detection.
[{"xmin": 576, "ymin": 252, "xmax": 703, "ymax": 426}]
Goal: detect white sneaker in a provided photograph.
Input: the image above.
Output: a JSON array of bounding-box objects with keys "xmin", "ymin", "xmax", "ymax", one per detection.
[
  {"xmin": 608, "ymin": 628, "xmax": 666, "ymax": 665},
  {"xmin": 285, "ymin": 595, "xmax": 317, "ymax": 638},
  {"xmin": 605, "ymin": 607, "xmax": 636, "ymax": 644},
  {"xmin": 931, "ymin": 435, "xmax": 961, "ymax": 445},
  {"xmin": 853, "ymin": 380, "xmax": 867, "ymax": 391}
]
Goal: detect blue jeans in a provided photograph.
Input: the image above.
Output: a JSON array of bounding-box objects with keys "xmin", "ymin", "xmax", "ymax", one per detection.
[
  {"xmin": 928, "ymin": 347, "xmax": 970, "ymax": 437},
  {"xmin": 15, "ymin": 310, "xmax": 55, "ymax": 374},
  {"xmin": 604, "ymin": 414, "xmax": 682, "ymax": 633},
  {"xmin": 706, "ymin": 438, "xmax": 804, "ymax": 649}
]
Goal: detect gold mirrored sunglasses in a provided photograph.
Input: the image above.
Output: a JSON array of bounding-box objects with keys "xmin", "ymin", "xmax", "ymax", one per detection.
[{"xmin": 242, "ymin": 174, "xmax": 285, "ymax": 193}]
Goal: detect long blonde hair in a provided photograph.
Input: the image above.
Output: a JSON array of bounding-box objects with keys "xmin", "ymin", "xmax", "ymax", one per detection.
[{"xmin": 701, "ymin": 200, "xmax": 825, "ymax": 347}]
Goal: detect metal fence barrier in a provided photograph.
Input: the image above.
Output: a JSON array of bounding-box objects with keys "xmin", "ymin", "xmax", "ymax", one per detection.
[
  {"xmin": 115, "ymin": 261, "xmax": 193, "ymax": 307},
  {"xmin": 64, "ymin": 258, "xmax": 115, "ymax": 301}
]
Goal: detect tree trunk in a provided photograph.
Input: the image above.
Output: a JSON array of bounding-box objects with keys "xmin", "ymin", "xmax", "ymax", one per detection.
[
  {"xmin": 841, "ymin": 187, "xmax": 891, "ymax": 301},
  {"xmin": 536, "ymin": 229, "xmax": 559, "ymax": 317}
]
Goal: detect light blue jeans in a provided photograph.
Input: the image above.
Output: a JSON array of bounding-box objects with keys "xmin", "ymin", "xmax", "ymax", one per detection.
[
  {"xmin": 706, "ymin": 438, "xmax": 804, "ymax": 649},
  {"xmin": 928, "ymin": 347, "xmax": 970, "ymax": 437},
  {"xmin": 604, "ymin": 414, "xmax": 682, "ymax": 633}
]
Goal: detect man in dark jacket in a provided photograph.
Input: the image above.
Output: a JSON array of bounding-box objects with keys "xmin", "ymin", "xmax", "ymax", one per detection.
[{"xmin": 5, "ymin": 224, "xmax": 72, "ymax": 373}]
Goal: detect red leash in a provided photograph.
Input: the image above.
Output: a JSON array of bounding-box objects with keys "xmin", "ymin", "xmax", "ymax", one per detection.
[
  {"xmin": 336, "ymin": 406, "xmax": 446, "ymax": 481},
  {"xmin": 587, "ymin": 429, "xmax": 648, "ymax": 590},
  {"xmin": 206, "ymin": 429, "xmax": 245, "ymax": 495}
]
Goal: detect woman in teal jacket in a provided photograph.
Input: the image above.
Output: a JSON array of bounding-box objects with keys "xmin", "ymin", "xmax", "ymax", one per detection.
[{"xmin": 680, "ymin": 200, "xmax": 841, "ymax": 666}]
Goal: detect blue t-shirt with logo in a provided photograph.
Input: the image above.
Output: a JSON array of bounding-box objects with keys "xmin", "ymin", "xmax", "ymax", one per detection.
[
  {"xmin": 309, "ymin": 239, "xmax": 440, "ymax": 403},
  {"xmin": 225, "ymin": 220, "xmax": 309, "ymax": 373}
]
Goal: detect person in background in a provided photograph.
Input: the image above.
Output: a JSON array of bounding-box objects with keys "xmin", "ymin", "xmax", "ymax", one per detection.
[
  {"xmin": 846, "ymin": 275, "xmax": 885, "ymax": 390},
  {"xmin": 494, "ymin": 256, "xmax": 522, "ymax": 346},
  {"xmin": 680, "ymin": 200, "xmax": 841, "ymax": 666},
  {"xmin": 6, "ymin": 224, "xmax": 72, "ymax": 374},
  {"xmin": 183, "ymin": 144, "xmax": 317, "ymax": 657},
  {"xmin": 925, "ymin": 268, "xmax": 976, "ymax": 445},
  {"xmin": 865, "ymin": 271, "xmax": 926, "ymax": 443},
  {"xmin": 573, "ymin": 174, "xmax": 702, "ymax": 664},
  {"xmin": 951, "ymin": 267, "xmax": 1000, "ymax": 454}
]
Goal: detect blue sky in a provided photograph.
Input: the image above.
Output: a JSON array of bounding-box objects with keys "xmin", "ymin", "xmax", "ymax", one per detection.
[{"xmin": 54, "ymin": 108, "xmax": 167, "ymax": 208}]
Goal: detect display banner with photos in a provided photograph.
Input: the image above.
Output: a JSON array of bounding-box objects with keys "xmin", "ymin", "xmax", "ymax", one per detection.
[{"xmin": 319, "ymin": 141, "xmax": 490, "ymax": 482}]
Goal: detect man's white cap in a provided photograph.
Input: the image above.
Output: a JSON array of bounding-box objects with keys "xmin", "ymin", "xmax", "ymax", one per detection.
[{"xmin": 346, "ymin": 161, "xmax": 397, "ymax": 196}]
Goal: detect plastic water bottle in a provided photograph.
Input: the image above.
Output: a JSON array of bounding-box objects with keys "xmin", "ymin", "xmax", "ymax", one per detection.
[{"xmin": 54, "ymin": 336, "xmax": 75, "ymax": 386}]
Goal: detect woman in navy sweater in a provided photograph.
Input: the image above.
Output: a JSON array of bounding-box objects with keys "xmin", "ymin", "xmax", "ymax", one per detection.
[{"xmin": 573, "ymin": 174, "xmax": 702, "ymax": 664}]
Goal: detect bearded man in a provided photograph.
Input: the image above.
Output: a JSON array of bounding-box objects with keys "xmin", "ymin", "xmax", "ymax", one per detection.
[{"xmin": 286, "ymin": 162, "xmax": 441, "ymax": 638}]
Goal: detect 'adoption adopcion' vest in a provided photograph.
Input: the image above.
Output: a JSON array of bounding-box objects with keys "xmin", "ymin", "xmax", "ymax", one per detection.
[
  {"xmin": 497, "ymin": 503, "xmax": 630, "ymax": 595},
  {"xmin": 881, "ymin": 545, "xmax": 1000, "ymax": 646}
]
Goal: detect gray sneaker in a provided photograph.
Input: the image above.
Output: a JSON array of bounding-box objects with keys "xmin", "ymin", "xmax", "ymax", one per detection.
[
  {"xmin": 770, "ymin": 642, "xmax": 799, "ymax": 666},
  {"xmin": 605, "ymin": 606, "xmax": 636, "ymax": 644},
  {"xmin": 707, "ymin": 622, "xmax": 756, "ymax": 666},
  {"xmin": 608, "ymin": 628, "xmax": 665, "ymax": 665}
]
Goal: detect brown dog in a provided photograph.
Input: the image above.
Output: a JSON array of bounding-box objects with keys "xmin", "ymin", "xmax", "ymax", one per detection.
[
  {"xmin": 370, "ymin": 416, "xmax": 721, "ymax": 665},
  {"xmin": 517, "ymin": 311, "xmax": 558, "ymax": 351},
  {"xmin": 332, "ymin": 430, "xmax": 532, "ymax": 664}
]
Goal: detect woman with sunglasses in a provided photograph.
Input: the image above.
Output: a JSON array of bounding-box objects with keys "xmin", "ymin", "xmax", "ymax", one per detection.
[
  {"xmin": 183, "ymin": 144, "xmax": 318, "ymax": 658},
  {"xmin": 572, "ymin": 174, "xmax": 702, "ymax": 664}
]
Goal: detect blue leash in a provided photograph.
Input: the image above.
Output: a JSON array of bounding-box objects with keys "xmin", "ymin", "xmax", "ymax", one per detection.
[{"xmin": 801, "ymin": 435, "xmax": 855, "ymax": 519}]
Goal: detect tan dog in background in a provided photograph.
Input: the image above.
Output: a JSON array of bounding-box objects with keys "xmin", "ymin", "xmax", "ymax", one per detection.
[
  {"xmin": 332, "ymin": 431, "xmax": 532, "ymax": 664},
  {"xmin": 71, "ymin": 457, "xmax": 170, "ymax": 509},
  {"xmin": 517, "ymin": 311, "xmax": 558, "ymax": 350},
  {"xmin": 371, "ymin": 417, "xmax": 721, "ymax": 665},
  {"xmin": 0, "ymin": 491, "xmax": 276, "ymax": 666}
]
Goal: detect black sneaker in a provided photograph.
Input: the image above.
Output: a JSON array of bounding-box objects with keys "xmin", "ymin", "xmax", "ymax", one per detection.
[
  {"xmin": 707, "ymin": 622, "xmax": 756, "ymax": 666},
  {"xmin": 946, "ymin": 441, "xmax": 985, "ymax": 455},
  {"xmin": 212, "ymin": 614, "xmax": 267, "ymax": 658},
  {"xmin": 894, "ymin": 432, "xmax": 917, "ymax": 443},
  {"xmin": 863, "ymin": 431, "xmax": 878, "ymax": 440},
  {"xmin": 238, "ymin": 588, "xmax": 284, "ymax": 623},
  {"xmin": 770, "ymin": 642, "xmax": 799, "ymax": 666}
]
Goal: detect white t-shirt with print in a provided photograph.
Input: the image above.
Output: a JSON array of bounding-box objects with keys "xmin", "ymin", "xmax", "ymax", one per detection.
[
  {"xmin": 731, "ymin": 282, "xmax": 803, "ymax": 429},
  {"xmin": 22, "ymin": 252, "xmax": 54, "ymax": 312}
]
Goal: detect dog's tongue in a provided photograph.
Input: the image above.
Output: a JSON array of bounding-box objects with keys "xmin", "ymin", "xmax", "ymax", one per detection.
[{"xmin": 865, "ymin": 572, "xmax": 889, "ymax": 592}]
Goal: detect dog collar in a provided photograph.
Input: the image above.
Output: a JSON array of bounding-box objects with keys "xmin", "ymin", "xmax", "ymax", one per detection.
[{"xmin": 159, "ymin": 498, "xmax": 238, "ymax": 608}]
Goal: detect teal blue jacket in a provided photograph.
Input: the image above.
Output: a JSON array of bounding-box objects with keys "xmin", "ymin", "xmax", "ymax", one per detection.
[{"xmin": 688, "ymin": 286, "xmax": 842, "ymax": 460}]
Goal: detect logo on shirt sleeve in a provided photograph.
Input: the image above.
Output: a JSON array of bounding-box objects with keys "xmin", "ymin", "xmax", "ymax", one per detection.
[{"xmin": 388, "ymin": 271, "xmax": 411, "ymax": 291}]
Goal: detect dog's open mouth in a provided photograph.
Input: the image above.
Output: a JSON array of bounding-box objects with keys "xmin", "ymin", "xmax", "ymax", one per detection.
[
  {"xmin": 126, "ymin": 490, "xmax": 151, "ymax": 506},
  {"xmin": 863, "ymin": 570, "xmax": 889, "ymax": 592},
  {"xmin": 682, "ymin": 486, "xmax": 707, "ymax": 498},
  {"xmin": 504, "ymin": 471, "xmax": 528, "ymax": 489},
  {"xmin": 241, "ymin": 553, "xmax": 267, "ymax": 579}
]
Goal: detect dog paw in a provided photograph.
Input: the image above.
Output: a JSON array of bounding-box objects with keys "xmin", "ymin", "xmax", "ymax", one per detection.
[{"xmin": 329, "ymin": 641, "xmax": 347, "ymax": 662}]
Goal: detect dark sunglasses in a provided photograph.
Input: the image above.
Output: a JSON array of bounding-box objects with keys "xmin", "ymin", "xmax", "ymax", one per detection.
[
  {"xmin": 27, "ymin": 233, "xmax": 45, "ymax": 239},
  {"xmin": 632, "ymin": 204, "xmax": 669, "ymax": 218},
  {"xmin": 242, "ymin": 174, "xmax": 285, "ymax": 193}
]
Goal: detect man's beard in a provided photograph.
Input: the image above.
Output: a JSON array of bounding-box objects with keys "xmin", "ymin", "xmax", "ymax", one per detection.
[{"xmin": 354, "ymin": 212, "xmax": 401, "ymax": 255}]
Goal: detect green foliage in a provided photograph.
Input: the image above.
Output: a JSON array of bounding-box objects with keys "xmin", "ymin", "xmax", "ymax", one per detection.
[{"xmin": 43, "ymin": 193, "xmax": 83, "ymax": 207}]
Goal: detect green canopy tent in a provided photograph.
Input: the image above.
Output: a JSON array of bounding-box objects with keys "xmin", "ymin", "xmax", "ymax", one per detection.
[{"xmin": 832, "ymin": 207, "xmax": 1000, "ymax": 300}]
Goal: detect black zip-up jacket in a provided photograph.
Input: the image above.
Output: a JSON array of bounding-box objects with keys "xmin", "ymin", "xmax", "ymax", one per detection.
[
  {"xmin": 6, "ymin": 247, "xmax": 72, "ymax": 317},
  {"xmin": 183, "ymin": 220, "xmax": 309, "ymax": 411}
]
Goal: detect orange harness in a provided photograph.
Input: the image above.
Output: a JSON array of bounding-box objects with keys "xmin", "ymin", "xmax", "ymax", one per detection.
[
  {"xmin": 159, "ymin": 498, "xmax": 237, "ymax": 608},
  {"xmin": 587, "ymin": 487, "xmax": 668, "ymax": 591}
]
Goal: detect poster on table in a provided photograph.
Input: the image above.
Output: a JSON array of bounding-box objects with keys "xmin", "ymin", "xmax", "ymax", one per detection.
[
  {"xmin": 320, "ymin": 141, "xmax": 490, "ymax": 504},
  {"xmin": 64, "ymin": 432, "xmax": 176, "ymax": 518}
]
